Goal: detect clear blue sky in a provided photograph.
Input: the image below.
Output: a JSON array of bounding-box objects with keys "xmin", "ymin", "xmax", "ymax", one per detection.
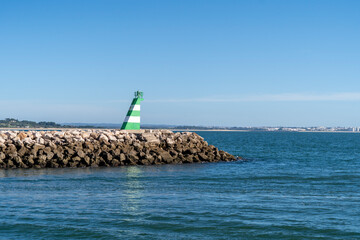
[{"xmin": 1, "ymin": 0, "xmax": 360, "ymax": 127}]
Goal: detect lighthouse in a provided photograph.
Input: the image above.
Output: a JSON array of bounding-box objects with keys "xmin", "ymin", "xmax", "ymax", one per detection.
[{"xmin": 121, "ymin": 91, "xmax": 144, "ymax": 130}]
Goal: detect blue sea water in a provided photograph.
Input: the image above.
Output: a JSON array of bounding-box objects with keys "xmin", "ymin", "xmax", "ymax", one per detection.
[{"xmin": 1, "ymin": 131, "xmax": 360, "ymax": 239}]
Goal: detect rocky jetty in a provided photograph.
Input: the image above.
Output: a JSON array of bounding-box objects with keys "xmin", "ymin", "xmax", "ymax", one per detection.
[{"xmin": 0, "ymin": 130, "xmax": 237, "ymax": 169}]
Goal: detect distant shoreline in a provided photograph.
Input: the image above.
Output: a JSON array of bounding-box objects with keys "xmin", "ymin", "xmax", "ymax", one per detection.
[
  {"xmin": 1, "ymin": 128, "xmax": 359, "ymax": 133},
  {"xmin": 171, "ymin": 129, "xmax": 360, "ymax": 133}
]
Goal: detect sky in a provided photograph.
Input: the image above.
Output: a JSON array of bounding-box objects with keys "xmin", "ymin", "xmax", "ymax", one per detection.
[{"xmin": 1, "ymin": 0, "xmax": 360, "ymax": 127}]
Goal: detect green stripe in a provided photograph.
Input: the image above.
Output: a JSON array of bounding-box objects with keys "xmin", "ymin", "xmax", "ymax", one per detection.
[
  {"xmin": 121, "ymin": 122, "xmax": 140, "ymax": 130},
  {"xmin": 127, "ymin": 110, "xmax": 140, "ymax": 116},
  {"xmin": 131, "ymin": 98, "xmax": 143, "ymax": 105}
]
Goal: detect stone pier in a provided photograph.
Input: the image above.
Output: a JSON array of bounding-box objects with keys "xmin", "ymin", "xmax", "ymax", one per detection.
[{"xmin": 0, "ymin": 129, "xmax": 238, "ymax": 169}]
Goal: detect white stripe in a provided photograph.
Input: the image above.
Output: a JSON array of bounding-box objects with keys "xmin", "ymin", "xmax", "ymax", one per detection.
[
  {"xmin": 130, "ymin": 105, "xmax": 140, "ymax": 111},
  {"xmin": 123, "ymin": 116, "xmax": 140, "ymax": 123}
]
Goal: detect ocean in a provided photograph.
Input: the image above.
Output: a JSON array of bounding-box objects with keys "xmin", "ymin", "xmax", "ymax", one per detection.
[{"xmin": 1, "ymin": 131, "xmax": 360, "ymax": 239}]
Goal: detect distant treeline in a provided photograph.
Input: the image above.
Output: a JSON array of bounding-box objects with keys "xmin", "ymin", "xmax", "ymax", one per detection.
[
  {"xmin": 0, "ymin": 118, "xmax": 65, "ymax": 128},
  {"xmin": 0, "ymin": 118, "xmax": 95, "ymax": 128}
]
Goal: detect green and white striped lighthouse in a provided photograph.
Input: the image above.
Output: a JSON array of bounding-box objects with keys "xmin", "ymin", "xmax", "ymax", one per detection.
[{"xmin": 121, "ymin": 91, "xmax": 144, "ymax": 130}]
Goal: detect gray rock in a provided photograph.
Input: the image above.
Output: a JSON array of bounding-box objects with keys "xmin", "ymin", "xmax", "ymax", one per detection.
[{"xmin": 99, "ymin": 134, "xmax": 109, "ymax": 142}]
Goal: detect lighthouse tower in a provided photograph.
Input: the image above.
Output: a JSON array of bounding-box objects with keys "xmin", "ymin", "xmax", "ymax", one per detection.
[{"xmin": 121, "ymin": 91, "xmax": 144, "ymax": 130}]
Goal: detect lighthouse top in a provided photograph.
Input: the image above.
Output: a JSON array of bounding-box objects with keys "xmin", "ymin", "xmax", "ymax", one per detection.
[{"xmin": 134, "ymin": 91, "xmax": 143, "ymax": 99}]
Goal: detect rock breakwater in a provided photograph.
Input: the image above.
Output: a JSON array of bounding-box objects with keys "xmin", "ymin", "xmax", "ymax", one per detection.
[{"xmin": 0, "ymin": 130, "xmax": 237, "ymax": 169}]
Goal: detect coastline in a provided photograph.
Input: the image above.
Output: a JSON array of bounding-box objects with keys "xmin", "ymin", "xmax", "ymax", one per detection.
[{"xmin": 1, "ymin": 127, "xmax": 359, "ymax": 133}]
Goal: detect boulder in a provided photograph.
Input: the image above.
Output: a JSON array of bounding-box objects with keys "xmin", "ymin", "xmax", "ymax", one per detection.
[
  {"xmin": 17, "ymin": 132, "xmax": 27, "ymax": 140},
  {"xmin": 158, "ymin": 150, "xmax": 173, "ymax": 163}
]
